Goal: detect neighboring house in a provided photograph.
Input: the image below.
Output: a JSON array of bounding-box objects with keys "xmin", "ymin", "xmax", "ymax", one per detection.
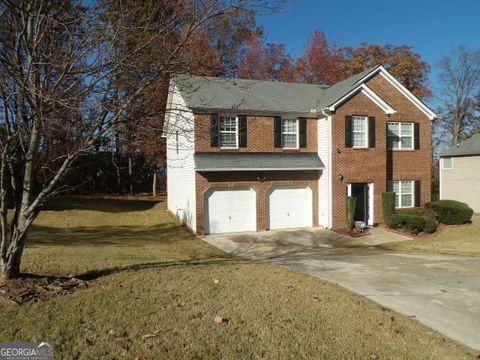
[
  {"xmin": 164, "ymin": 65, "xmax": 436, "ymax": 235},
  {"xmin": 440, "ymin": 134, "xmax": 480, "ymax": 212}
]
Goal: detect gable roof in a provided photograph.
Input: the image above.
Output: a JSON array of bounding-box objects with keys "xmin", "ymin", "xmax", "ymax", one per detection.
[
  {"xmin": 315, "ymin": 66, "xmax": 381, "ymax": 109},
  {"xmin": 440, "ymin": 134, "xmax": 480, "ymax": 157},
  {"xmin": 172, "ymin": 65, "xmax": 436, "ymax": 119}
]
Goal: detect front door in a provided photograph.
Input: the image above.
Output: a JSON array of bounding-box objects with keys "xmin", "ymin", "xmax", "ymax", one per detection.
[{"xmin": 351, "ymin": 183, "xmax": 369, "ymax": 224}]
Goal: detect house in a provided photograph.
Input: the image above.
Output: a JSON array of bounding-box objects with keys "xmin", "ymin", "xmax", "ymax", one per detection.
[
  {"xmin": 164, "ymin": 65, "xmax": 436, "ymax": 235},
  {"xmin": 440, "ymin": 134, "xmax": 480, "ymax": 212}
]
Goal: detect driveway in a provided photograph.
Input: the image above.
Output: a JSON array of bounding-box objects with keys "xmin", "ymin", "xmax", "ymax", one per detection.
[{"xmin": 203, "ymin": 228, "xmax": 480, "ymax": 350}]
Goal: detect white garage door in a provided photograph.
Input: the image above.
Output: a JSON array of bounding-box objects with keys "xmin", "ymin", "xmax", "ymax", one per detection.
[
  {"xmin": 268, "ymin": 186, "xmax": 312, "ymax": 230},
  {"xmin": 206, "ymin": 188, "xmax": 256, "ymax": 234}
]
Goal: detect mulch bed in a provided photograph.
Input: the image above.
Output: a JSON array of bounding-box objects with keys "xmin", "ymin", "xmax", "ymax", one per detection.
[
  {"xmin": 336, "ymin": 228, "xmax": 371, "ymax": 238},
  {"xmin": 0, "ymin": 275, "xmax": 89, "ymax": 304},
  {"xmin": 380, "ymin": 222, "xmax": 473, "ymax": 239}
]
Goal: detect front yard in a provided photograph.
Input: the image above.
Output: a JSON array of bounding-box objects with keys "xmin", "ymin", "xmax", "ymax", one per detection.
[
  {"xmin": 0, "ymin": 198, "xmax": 475, "ymax": 359},
  {"xmin": 384, "ymin": 214, "xmax": 480, "ymax": 256}
]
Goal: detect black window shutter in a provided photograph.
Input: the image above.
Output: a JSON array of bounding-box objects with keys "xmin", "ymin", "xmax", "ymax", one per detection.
[
  {"xmin": 210, "ymin": 114, "xmax": 219, "ymax": 147},
  {"xmin": 345, "ymin": 116, "xmax": 352, "ymax": 148},
  {"xmin": 415, "ymin": 180, "xmax": 421, "ymax": 207},
  {"xmin": 414, "ymin": 123, "xmax": 420, "ymax": 149},
  {"xmin": 299, "ymin": 117, "xmax": 307, "ymax": 148},
  {"xmin": 239, "ymin": 115, "xmax": 247, "ymax": 147},
  {"xmin": 368, "ymin": 116, "xmax": 376, "ymax": 148},
  {"xmin": 274, "ymin": 116, "xmax": 282, "ymax": 148}
]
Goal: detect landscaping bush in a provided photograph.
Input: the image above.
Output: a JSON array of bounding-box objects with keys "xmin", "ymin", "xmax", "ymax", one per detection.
[
  {"xmin": 382, "ymin": 192, "xmax": 395, "ymax": 226},
  {"xmin": 429, "ymin": 200, "xmax": 473, "ymax": 225},
  {"xmin": 347, "ymin": 196, "xmax": 356, "ymax": 230},
  {"xmin": 423, "ymin": 218, "xmax": 439, "ymax": 234},
  {"xmin": 390, "ymin": 213, "xmax": 426, "ymax": 234}
]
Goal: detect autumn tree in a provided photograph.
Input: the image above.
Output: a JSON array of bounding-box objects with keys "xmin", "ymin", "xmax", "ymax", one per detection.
[
  {"xmin": 435, "ymin": 47, "xmax": 480, "ymax": 147},
  {"xmin": 0, "ymin": 0, "xmax": 276, "ymax": 279},
  {"xmin": 237, "ymin": 30, "xmax": 295, "ymax": 81},
  {"xmin": 342, "ymin": 43, "xmax": 431, "ymax": 99},
  {"xmin": 295, "ymin": 30, "xmax": 346, "ymax": 85}
]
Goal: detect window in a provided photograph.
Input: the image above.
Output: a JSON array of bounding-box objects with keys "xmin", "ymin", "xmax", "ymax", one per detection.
[
  {"xmin": 352, "ymin": 116, "xmax": 368, "ymax": 147},
  {"xmin": 442, "ymin": 157, "xmax": 453, "ymax": 169},
  {"xmin": 219, "ymin": 115, "xmax": 238, "ymax": 148},
  {"xmin": 388, "ymin": 180, "xmax": 414, "ymax": 208},
  {"xmin": 281, "ymin": 119, "xmax": 298, "ymax": 148},
  {"xmin": 388, "ymin": 122, "xmax": 414, "ymax": 150}
]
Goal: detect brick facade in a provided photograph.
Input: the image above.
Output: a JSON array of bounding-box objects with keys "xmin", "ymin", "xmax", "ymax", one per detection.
[
  {"xmin": 194, "ymin": 114, "xmax": 318, "ymax": 153},
  {"xmin": 330, "ymin": 73, "xmax": 432, "ymax": 229},
  {"xmin": 187, "ymin": 72, "xmax": 432, "ymax": 234},
  {"xmin": 195, "ymin": 171, "xmax": 319, "ymax": 235}
]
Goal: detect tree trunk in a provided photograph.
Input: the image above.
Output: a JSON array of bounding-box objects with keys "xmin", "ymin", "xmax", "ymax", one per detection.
[
  {"xmin": 128, "ymin": 155, "xmax": 134, "ymax": 196},
  {"xmin": 116, "ymin": 163, "xmax": 122, "ymax": 195},
  {"xmin": 1, "ymin": 228, "xmax": 27, "ymax": 280},
  {"xmin": 152, "ymin": 170, "xmax": 157, "ymax": 197}
]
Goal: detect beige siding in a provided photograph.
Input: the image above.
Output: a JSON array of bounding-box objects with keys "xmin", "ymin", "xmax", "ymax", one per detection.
[{"xmin": 440, "ymin": 156, "xmax": 480, "ymax": 212}]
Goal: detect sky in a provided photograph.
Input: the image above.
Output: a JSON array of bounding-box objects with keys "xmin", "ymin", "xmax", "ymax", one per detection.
[{"xmin": 257, "ymin": 0, "xmax": 480, "ymax": 96}]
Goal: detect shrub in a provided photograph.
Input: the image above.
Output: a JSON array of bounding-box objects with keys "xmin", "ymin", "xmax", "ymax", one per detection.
[
  {"xmin": 382, "ymin": 192, "xmax": 395, "ymax": 226},
  {"xmin": 347, "ymin": 196, "xmax": 356, "ymax": 230},
  {"xmin": 430, "ymin": 200, "xmax": 473, "ymax": 225},
  {"xmin": 423, "ymin": 218, "xmax": 438, "ymax": 234},
  {"xmin": 390, "ymin": 213, "xmax": 426, "ymax": 234}
]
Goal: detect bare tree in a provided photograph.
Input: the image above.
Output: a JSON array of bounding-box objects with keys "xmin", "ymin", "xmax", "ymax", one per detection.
[
  {"xmin": 0, "ymin": 0, "xmax": 279, "ymax": 280},
  {"xmin": 436, "ymin": 47, "xmax": 480, "ymax": 147}
]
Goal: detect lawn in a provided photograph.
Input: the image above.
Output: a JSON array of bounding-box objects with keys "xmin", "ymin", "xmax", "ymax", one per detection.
[
  {"xmin": 384, "ymin": 214, "xmax": 480, "ymax": 256},
  {"xmin": 0, "ymin": 197, "xmax": 476, "ymax": 359}
]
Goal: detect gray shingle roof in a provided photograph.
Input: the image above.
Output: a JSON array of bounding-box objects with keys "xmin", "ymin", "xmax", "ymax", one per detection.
[
  {"xmin": 440, "ymin": 134, "xmax": 480, "ymax": 157},
  {"xmin": 315, "ymin": 66, "xmax": 381, "ymax": 109},
  {"xmin": 194, "ymin": 152, "xmax": 324, "ymax": 171},
  {"xmin": 172, "ymin": 66, "xmax": 379, "ymax": 115}
]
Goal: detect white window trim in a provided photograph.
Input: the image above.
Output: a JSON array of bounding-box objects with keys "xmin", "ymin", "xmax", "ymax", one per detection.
[
  {"xmin": 281, "ymin": 118, "xmax": 299, "ymax": 149},
  {"xmin": 442, "ymin": 157, "xmax": 453, "ymax": 169},
  {"xmin": 219, "ymin": 115, "xmax": 239, "ymax": 149},
  {"xmin": 388, "ymin": 122, "xmax": 414, "ymax": 150},
  {"xmin": 352, "ymin": 115, "xmax": 369, "ymax": 148},
  {"xmin": 389, "ymin": 180, "xmax": 415, "ymax": 208}
]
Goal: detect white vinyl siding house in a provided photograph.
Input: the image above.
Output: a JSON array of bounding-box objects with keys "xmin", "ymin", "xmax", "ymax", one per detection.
[
  {"xmin": 440, "ymin": 155, "xmax": 480, "ymax": 212},
  {"xmin": 440, "ymin": 134, "xmax": 480, "ymax": 213}
]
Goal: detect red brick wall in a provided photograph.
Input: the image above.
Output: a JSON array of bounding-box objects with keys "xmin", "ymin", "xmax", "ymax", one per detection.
[
  {"xmin": 195, "ymin": 171, "xmax": 319, "ymax": 235},
  {"xmin": 330, "ymin": 73, "xmax": 432, "ymax": 229},
  {"xmin": 194, "ymin": 115, "xmax": 317, "ymax": 153}
]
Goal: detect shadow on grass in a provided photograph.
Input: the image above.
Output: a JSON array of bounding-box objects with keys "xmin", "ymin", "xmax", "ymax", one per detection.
[
  {"xmin": 44, "ymin": 197, "xmax": 160, "ymax": 213},
  {"xmin": 75, "ymin": 256, "xmax": 248, "ymax": 281},
  {"xmin": 27, "ymin": 223, "xmax": 190, "ymax": 247}
]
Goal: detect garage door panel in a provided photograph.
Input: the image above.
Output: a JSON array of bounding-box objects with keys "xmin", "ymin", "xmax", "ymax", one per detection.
[
  {"xmin": 268, "ymin": 187, "xmax": 312, "ymax": 230},
  {"xmin": 206, "ymin": 188, "xmax": 256, "ymax": 234}
]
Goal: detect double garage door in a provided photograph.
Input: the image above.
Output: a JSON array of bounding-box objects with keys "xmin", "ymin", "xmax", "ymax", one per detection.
[{"xmin": 205, "ymin": 186, "xmax": 312, "ymax": 234}]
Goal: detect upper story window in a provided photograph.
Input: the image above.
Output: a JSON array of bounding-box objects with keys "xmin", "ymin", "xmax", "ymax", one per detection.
[
  {"xmin": 219, "ymin": 115, "xmax": 238, "ymax": 148},
  {"xmin": 388, "ymin": 122, "xmax": 414, "ymax": 150},
  {"xmin": 345, "ymin": 115, "xmax": 375, "ymax": 149},
  {"xmin": 281, "ymin": 119, "xmax": 298, "ymax": 148},
  {"xmin": 388, "ymin": 180, "xmax": 414, "ymax": 208},
  {"xmin": 442, "ymin": 157, "xmax": 453, "ymax": 169},
  {"xmin": 351, "ymin": 116, "xmax": 368, "ymax": 147}
]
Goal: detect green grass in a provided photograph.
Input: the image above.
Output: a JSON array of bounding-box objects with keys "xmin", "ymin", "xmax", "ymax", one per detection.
[
  {"xmin": 384, "ymin": 214, "xmax": 480, "ymax": 256},
  {"xmin": 0, "ymin": 197, "xmax": 476, "ymax": 359}
]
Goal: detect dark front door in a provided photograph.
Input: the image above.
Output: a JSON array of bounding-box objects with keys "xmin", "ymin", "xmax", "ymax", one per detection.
[{"xmin": 351, "ymin": 183, "xmax": 369, "ymax": 224}]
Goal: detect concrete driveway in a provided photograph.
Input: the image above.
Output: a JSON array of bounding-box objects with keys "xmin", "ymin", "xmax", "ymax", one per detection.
[{"xmin": 203, "ymin": 228, "xmax": 480, "ymax": 350}]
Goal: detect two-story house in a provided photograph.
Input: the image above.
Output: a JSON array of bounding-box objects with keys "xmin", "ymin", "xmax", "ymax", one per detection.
[{"xmin": 164, "ymin": 65, "xmax": 436, "ymax": 235}]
